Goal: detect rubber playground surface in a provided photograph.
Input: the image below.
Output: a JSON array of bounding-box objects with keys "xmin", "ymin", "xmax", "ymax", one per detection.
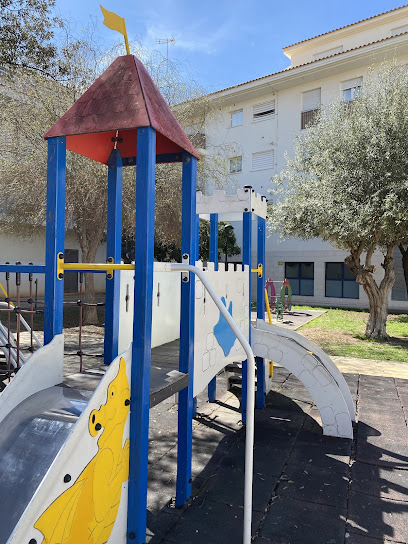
[{"xmin": 140, "ymin": 341, "xmax": 408, "ymax": 544}]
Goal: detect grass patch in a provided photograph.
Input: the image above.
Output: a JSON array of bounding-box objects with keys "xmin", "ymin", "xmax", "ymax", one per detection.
[{"xmin": 294, "ymin": 306, "xmax": 408, "ymax": 362}]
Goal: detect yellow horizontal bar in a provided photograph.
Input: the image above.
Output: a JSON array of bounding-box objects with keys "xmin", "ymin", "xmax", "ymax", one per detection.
[{"xmin": 62, "ymin": 263, "xmax": 135, "ymax": 271}]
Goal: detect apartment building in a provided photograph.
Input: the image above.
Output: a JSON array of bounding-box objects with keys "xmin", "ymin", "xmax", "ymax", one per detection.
[{"xmin": 204, "ymin": 5, "xmax": 408, "ymax": 309}]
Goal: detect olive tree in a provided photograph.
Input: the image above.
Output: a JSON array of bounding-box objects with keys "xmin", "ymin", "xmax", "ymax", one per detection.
[{"xmin": 269, "ymin": 64, "xmax": 408, "ymax": 338}]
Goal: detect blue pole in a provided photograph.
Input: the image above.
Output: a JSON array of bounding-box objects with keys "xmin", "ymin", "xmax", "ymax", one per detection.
[
  {"xmin": 44, "ymin": 136, "xmax": 66, "ymax": 345},
  {"xmin": 242, "ymin": 211, "xmax": 252, "ymax": 423},
  {"xmin": 127, "ymin": 127, "xmax": 156, "ymax": 544},
  {"xmin": 208, "ymin": 213, "xmax": 218, "ymax": 402},
  {"xmin": 104, "ymin": 149, "xmax": 123, "ymax": 365},
  {"xmin": 176, "ymin": 152, "xmax": 197, "ymax": 507},
  {"xmin": 256, "ymin": 215, "xmax": 266, "ymax": 409}
]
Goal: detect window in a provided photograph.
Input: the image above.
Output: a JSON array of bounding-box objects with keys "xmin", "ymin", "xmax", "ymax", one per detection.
[
  {"xmin": 251, "ymin": 150, "xmax": 274, "ymax": 171},
  {"xmin": 313, "ymin": 46, "xmax": 343, "ymax": 61},
  {"xmin": 231, "ymin": 110, "xmax": 243, "ymax": 127},
  {"xmin": 285, "ymin": 262, "xmax": 314, "ymax": 296},
  {"xmin": 229, "ymin": 156, "xmax": 242, "ymax": 174},
  {"xmin": 341, "ymin": 77, "xmax": 362, "ymax": 102},
  {"xmin": 253, "ymin": 100, "xmax": 275, "ymax": 122},
  {"xmin": 301, "ymin": 88, "xmax": 321, "ymax": 129},
  {"xmin": 325, "ymin": 263, "xmax": 359, "ymax": 299}
]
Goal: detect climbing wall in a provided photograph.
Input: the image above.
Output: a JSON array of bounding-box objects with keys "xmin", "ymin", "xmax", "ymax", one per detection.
[{"xmin": 193, "ymin": 262, "xmax": 250, "ymax": 396}]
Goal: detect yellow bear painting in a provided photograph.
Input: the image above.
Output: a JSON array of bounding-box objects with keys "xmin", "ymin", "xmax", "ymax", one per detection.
[{"xmin": 34, "ymin": 357, "xmax": 130, "ymax": 544}]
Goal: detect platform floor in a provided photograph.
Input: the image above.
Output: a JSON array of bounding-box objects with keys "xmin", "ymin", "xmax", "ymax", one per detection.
[{"xmin": 145, "ymin": 365, "xmax": 408, "ymax": 544}]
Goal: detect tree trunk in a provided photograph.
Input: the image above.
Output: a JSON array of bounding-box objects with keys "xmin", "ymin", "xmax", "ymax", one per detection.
[
  {"xmin": 80, "ymin": 240, "xmax": 100, "ymax": 325},
  {"xmin": 398, "ymin": 245, "xmax": 408, "ymax": 299},
  {"xmin": 345, "ymin": 244, "xmax": 395, "ymax": 339}
]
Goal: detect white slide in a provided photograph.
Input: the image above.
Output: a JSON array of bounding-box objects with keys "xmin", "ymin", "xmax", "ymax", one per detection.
[{"xmin": 252, "ymin": 320, "xmax": 354, "ymax": 439}]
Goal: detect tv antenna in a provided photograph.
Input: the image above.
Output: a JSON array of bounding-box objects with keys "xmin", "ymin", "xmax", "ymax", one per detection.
[{"xmin": 156, "ymin": 36, "xmax": 176, "ymax": 61}]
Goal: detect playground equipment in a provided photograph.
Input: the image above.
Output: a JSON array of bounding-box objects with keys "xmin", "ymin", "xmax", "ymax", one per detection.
[
  {"xmin": 0, "ymin": 53, "xmax": 354, "ymax": 544},
  {"xmin": 265, "ymin": 277, "xmax": 292, "ymax": 321}
]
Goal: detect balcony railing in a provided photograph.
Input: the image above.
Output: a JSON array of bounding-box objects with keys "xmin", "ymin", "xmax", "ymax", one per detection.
[{"xmin": 301, "ymin": 109, "xmax": 320, "ymax": 130}]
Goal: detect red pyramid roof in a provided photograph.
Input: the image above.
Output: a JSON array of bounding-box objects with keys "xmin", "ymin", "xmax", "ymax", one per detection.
[{"xmin": 45, "ymin": 55, "xmax": 199, "ymax": 165}]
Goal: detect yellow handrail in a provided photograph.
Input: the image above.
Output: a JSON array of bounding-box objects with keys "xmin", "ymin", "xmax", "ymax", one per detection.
[{"xmin": 264, "ymin": 287, "xmax": 274, "ymax": 378}]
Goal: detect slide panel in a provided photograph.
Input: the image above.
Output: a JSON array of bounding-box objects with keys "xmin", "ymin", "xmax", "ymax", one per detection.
[
  {"xmin": 256, "ymin": 320, "xmax": 355, "ymax": 422},
  {"xmin": 252, "ymin": 327, "xmax": 353, "ymax": 439},
  {"xmin": 8, "ymin": 345, "xmax": 132, "ymax": 544},
  {"xmin": 0, "ymin": 334, "xmax": 64, "ymax": 425}
]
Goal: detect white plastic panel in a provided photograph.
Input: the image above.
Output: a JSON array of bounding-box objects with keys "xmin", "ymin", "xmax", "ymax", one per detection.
[
  {"xmin": 193, "ymin": 262, "xmax": 250, "ymax": 396},
  {"xmin": 9, "ymin": 345, "xmax": 132, "ymax": 544},
  {"xmin": 0, "ymin": 334, "xmax": 64, "ymax": 425},
  {"xmin": 196, "ymin": 188, "xmax": 267, "ymax": 219},
  {"xmin": 118, "ymin": 268, "xmax": 181, "ymax": 353},
  {"xmin": 251, "ymin": 325, "xmax": 353, "ymax": 439},
  {"xmin": 255, "ymin": 319, "xmax": 355, "ymax": 422}
]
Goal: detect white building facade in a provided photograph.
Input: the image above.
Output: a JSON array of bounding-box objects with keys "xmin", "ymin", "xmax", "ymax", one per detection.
[{"xmin": 204, "ymin": 5, "xmax": 408, "ymax": 310}]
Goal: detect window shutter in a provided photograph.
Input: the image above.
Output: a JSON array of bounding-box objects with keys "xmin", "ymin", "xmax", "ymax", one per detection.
[
  {"xmin": 302, "ymin": 88, "xmax": 321, "ymax": 112},
  {"xmin": 253, "ymin": 100, "xmax": 275, "ymax": 121},
  {"xmin": 341, "ymin": 77, "xmax": 362, "ymax": 91},
  {"xmin": 251, "ymin": 150, "xmax": 274, "ymax": 171}
]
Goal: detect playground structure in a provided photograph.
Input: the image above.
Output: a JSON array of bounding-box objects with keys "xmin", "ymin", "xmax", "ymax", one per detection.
[
  {"xmin": 265, "ymin": 277, "xmax": 292, "ymax": 322},
  {"xmin": 0, "ymin": 54, "xmax": 355, "ymax": 544}
]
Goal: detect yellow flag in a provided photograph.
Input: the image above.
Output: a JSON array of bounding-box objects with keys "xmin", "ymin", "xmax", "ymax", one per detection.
[{"xmin": 100, "ymin": 5, "xmax": 130, "ymax": 54}]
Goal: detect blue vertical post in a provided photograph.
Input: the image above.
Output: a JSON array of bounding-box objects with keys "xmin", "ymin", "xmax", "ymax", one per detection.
[
  {"xmin": 44, "ymin": 136, "xmax": 66, "ymax": 345},
  {"xmin": 127, "ymin": 127, "xmax": 156, "ymax": 544},
  {"xmin": 256, "ymin": 215, "xmax": 266, "ymax": 409},
  {"xmin": 104, "ymin": 149, "xmax": 123, "ymax": 365},
  {"xmin": 176, "ymin": 152, "xmax": 197, "ymax": 507},
  {"xmin": 208, "ymin": 213, "xmax": 218, "ymax": 402},
  {"xmin": 242, "ymin": 211, "xmax": 252, "ymax": 423}
]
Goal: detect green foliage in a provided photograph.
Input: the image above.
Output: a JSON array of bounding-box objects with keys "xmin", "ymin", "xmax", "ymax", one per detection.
[
  {"xmin": 0, "ymin": 0, "xmax": 59, "ymax": 74},
  {"xmin": 270, "ymin": 64, "xmax": 408, "ymax": 252},
  {"xmin": 198, "ymin": 219, "xmax": 241, "ymax": 262}
]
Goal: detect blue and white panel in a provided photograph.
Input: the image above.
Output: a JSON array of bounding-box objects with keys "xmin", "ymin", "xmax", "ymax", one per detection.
[{"xmin": 193, "ymin": 262, "xmax": 250, "ymax": 396}]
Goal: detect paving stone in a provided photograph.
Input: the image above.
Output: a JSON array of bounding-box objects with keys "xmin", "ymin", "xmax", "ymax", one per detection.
[
  {"xmin": 148, "ymin": 468, "xmax": 204, "ymax": 513},
  {"xmin": 165, "ymin": 499, "xmax": 262, "ymax": 543},
  {"xmin": 279, "ymin": 385, "xmax": 314, "ymax": 404},
  {"xmin": 266, "ymin": 391, "xmax": 311, "ymax": 412},
  {"xmin": 360, "ymin": 376, "xmax": 396, "ymax": 386},
  {"xmin": 344, "ymin": 534, "xmax": 395, "ymax": 544},
  {"xmin": 191, "ymin": 442, "xmax": 231, "ymax": 479},
  {"xmin": 351, "ymin": 462, "xmax": 408, "ymax": 501},
  {"xmin": 146, "ymin": 510, "xmax": 181, "ymax": 543},
  {"xmin": 255, "ymin": 408, "xmax": 306, "ymax": 432},
  {"xmin": 199, "ymin": 464, "xmax": 277, "ymax": 512},
  {"xmin": 356, "ymin": 439, "xmax": 408, "ymax": 469},
  {"xmin": 253, "ymin": 538, "xmax": 282, "ymax": 544},
  {"xmin": 220, "ymin": 439, "xmax": 291, "ymax": 477},
  {"xmin": 277, "ymin": 464, "xmax": 349, "ymax": 508},
  {"xmin": 347, "ymin": 490, "xmax": 408, "ymax": 542},
  {"xmin": 358, "ymin": 386, "xmax": 399, "ymax": 399},
  {"xmin": 287, "ymin": 439, "xmax": 351, "ymax": 474},
  {"xmin": 260, "ymin": 496, "xmax": 346, "ymax": 544}
]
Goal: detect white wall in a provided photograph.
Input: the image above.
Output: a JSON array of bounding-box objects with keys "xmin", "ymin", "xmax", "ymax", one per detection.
[
  {"xmin": 204, "ymin": 42, "xmax": 408, "ymax": 311},
  {"xmin": 0, "ymin": 228, "xmax": 107, "ymax": 298},
  {"xmin": 285, "ymin": 7, "xmax": 408, "ymax": 67},
  {"xmin": 118, "ymin": 268, "xmax": 181, "ymax": 353}
]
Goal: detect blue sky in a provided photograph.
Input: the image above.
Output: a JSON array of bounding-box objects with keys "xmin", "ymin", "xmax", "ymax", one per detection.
[{"xmin": 56, "ymin": 0, "xmax": 406, "ymax": 92}]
